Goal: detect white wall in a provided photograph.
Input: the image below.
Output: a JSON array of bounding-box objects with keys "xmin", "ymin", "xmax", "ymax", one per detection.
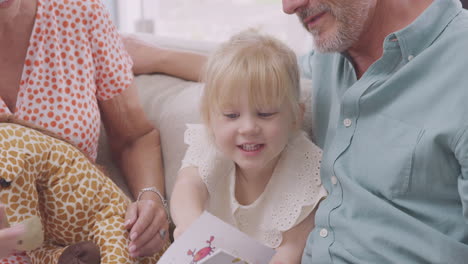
[
  {"xmin": 102, "ymin": 0, "xmax": 119, "ymax": 27},
  {"xmin": 112, "ymin": 0, "xmax": 313, "ymax": 54}
]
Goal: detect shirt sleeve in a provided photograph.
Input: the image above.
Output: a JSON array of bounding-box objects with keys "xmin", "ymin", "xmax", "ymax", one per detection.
[
  {"xmin": 86, "ymin": 0, "xmax": 134, "ymax": 101},
  {"xmin": 181, "ymin": 124, "xmax": 233, "ymax": 194},
  {"xmin": 454, "ymin": 126, "xmax": 468, "ymax": 222},
  {"xmin": 298, "ymin": 51, "xmax": 315, "ymax": 80}
]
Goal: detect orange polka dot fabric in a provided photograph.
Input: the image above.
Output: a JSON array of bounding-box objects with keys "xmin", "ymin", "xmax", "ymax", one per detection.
[
  {"xmin": 0, "ymin": 0, "xmax": 132, "ymax": 263},
  {"xmin": 0, "ymin": 0, "xmax": 133, "ymax": 161},
  {"xmin": 0, "ymin": 254, "xmax": 30, "ymax": 264}
]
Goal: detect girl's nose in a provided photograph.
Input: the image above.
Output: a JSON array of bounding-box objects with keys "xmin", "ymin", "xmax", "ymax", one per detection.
[{"xmin": 238, "ymin": 117, "xmax": 260, "ymax": 135}]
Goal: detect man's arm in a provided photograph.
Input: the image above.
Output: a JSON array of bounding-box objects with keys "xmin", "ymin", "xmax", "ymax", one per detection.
[{"xmin": 122, "ymin": 35, "xmax": 207, "ymax": 82}]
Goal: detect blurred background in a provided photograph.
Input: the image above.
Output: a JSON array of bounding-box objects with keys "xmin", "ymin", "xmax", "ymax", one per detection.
[
  {"xmin": 102, "ymin": 0, "xmax": 313, "ymax": 54},
  {"xmin": 102, "ymin": 0, "xmax": 468, "ymax": 55}
]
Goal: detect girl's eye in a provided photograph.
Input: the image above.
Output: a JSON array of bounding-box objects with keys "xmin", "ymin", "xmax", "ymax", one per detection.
[
  {"xmin": 223, "ymin": 113, "xmax": 239, "ymax": 119},
  {"xmin": 258, "ymin": 112, "xmax": 277, "ymax": 118}
]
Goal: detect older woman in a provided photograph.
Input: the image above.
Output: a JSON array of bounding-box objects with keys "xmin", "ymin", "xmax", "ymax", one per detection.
[{"xmin": 0, "ymin": 0, "xmax": 168, "ymax": 262}]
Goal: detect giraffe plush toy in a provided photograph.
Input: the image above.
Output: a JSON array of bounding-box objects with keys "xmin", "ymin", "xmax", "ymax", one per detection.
[{"xmin": 0, "ymin": 116, "xmax": 165, "ymax": 264}]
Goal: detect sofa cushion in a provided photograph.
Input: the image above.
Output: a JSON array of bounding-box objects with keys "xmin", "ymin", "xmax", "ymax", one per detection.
[{"xmin": 137, "ymin": 75, "xmax": 203, "ymax": 200}]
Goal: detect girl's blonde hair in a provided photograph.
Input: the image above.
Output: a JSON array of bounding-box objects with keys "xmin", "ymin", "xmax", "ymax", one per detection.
[{"xmin": 200, "ymin": 29, "xmax": 301, "ymax": 126}]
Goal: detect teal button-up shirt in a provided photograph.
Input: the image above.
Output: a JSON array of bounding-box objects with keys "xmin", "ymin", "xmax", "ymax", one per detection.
[{"xmin": 300, "ymin": 0, "xmax": 468, "ymax": 263}]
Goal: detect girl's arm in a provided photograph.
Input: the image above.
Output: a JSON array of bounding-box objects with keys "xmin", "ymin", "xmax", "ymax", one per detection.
[
  {"xmin": 269, "ymin": 208, "xmax": 317, "ymax": 264},
  {"xmin": 170, "ymin": 166, "xmax": 209, "ymax": 239}
]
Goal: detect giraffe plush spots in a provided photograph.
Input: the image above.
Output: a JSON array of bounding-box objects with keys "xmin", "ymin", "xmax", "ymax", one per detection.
[{"xmin": 0, "ymin": 117, "xmax": 165, "ymax": 264}]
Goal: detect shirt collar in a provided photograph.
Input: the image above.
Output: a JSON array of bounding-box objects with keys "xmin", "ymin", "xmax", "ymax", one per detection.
[{"xmin": 391, "ymin": 0, "xmax": 462, "ymax": 59}]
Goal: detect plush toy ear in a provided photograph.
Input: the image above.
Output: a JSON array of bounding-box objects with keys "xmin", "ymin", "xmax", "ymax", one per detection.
[{"xmin": 14, "ymin": 215, "xmax": 44, "ymax": 251}]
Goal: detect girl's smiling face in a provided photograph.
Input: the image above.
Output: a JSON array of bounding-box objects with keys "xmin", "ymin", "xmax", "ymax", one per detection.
[{"xmin": 209, "ymin": 87, "xmax": 296, "ymax": 175}]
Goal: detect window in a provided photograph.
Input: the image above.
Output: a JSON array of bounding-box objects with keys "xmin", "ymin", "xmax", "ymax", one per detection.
[{"xmin": 110, "ymin": 0, "xmax": 312, "ymax": 54}]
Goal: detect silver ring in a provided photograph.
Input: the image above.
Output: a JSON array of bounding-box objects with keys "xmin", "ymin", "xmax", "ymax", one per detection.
[{"xmin": 159, "ymin": 229, "xmax": 166, "ymax": 239}]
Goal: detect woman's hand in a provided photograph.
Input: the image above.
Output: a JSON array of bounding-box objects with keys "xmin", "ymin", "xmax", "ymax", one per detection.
[
  {"xmin": 0, "ymin": 206, "xmax": 24, "ymax": 258},
  {"xmin": 124, "ymin": 198, "xmax": 169, "ymax": 257}
]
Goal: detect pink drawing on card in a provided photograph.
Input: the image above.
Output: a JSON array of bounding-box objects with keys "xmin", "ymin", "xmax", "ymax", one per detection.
[{"xmin": 187, "ymin": 235, "xmax": 216, "ymax": 264}]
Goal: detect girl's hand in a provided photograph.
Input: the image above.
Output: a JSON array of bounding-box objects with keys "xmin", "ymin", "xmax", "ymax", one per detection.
[{"xmin": 173, "ymin": 225, "xmax": 189, "ymax": 240}]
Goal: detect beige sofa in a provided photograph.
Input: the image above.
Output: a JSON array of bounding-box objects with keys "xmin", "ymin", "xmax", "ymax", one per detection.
[{"xmin": 96, "ymin": 34, "xmax": 313, "ymax": 202}]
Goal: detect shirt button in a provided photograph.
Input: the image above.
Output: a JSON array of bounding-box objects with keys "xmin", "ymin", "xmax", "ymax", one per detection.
[
  {"xmin": 331, "ymin": 176, "xmax": 338, "ymax": 185},
  {"xmin": 343, "ymin": 118, "xmax": 352, "ymax": 127},
  {"xmin": 408, "ymin": 55, "xmax": 414, "ymax": 61},
  {"xmin": 320, "ymin": 228, "xmax": 328, "ymax": 238}
]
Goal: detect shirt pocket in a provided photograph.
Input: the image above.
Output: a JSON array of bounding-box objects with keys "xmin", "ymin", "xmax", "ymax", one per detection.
[{"xmin": 345, "ymin": 114, "xmax": 424, "ymax": 199}]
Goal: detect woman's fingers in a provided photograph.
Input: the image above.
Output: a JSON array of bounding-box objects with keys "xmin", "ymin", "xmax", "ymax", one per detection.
[{"xmin": 127, "ymin": 199, "xmax": 169, "ymax": 257}]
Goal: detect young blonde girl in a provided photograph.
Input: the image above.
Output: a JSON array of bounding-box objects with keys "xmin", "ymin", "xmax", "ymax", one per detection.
[{"xmin": 170, "ymin": 30, "xmax": 327, "ymax": 263}]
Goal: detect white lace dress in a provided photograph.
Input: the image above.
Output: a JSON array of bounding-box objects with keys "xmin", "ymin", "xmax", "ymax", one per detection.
[{"xmin": 181, "ymin": 124, "xmax": 327, "ymax": 248}]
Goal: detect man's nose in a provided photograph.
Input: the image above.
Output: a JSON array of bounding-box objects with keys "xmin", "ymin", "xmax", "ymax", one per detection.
[{"xmin": 282, "ymin": 0, "xmax": 309, "ymax": 14}]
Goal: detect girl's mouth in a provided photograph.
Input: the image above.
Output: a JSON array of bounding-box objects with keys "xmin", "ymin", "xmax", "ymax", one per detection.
[{"xmin": 238, "ymin": 143, "xmax": 264, "ymax": 152}]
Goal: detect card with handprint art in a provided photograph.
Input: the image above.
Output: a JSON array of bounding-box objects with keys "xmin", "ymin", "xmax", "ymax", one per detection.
[
  {"xmin": 157, "ymin": 212, "xmax": 274, "ymax": 264},
  {"xmin": 198, "ymin": 249, "xmax": 250, "ymax": 264}
]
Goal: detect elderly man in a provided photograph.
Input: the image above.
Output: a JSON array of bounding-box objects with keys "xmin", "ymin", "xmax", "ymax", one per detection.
[
  {"xmin": 123, "ymin": 0, "xmax": 468, "ymax": 263},
  {"xmin": 281, "ymin": 0, "xmax": 468, "ymax": 263}
]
